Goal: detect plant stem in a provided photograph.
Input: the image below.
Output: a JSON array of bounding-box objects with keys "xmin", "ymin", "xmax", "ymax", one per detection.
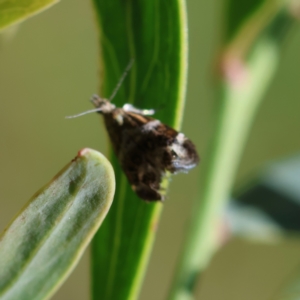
[{"xmin": 169, "ymin": 39, "xmax": 279, "ymax": 300}]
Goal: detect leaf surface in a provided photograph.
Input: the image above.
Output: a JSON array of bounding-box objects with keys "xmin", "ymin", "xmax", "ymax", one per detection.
[
  {"xmin": 0, "ymin": 148, "xmax": 115, "ymax": 300},
  {"xmin": 91, "ymin": 0, "xmax": 188, "ymax": 299}
]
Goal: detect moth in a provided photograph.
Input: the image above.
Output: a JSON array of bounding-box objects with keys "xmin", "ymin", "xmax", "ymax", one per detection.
[{"xmin": 68, "ymin": 63, "xmax": 199, "ymax": 201}]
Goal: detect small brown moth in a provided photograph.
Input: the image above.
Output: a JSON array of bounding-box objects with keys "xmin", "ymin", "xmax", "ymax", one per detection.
[{"xmin": 67, "ymin": 63, "xmax": 199, "ymax": 201}]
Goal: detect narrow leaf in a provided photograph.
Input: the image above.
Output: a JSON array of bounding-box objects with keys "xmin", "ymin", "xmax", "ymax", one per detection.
[
  {"xmin": 0, "ymin": 148, "xmax": 115, "ymax": 300},
  {"xmin": 0, "ymin": 0, "xmax": 59, "ymax": 31},
  {"xmin": 91, "ymin": 0, "xmax": 188, "ymax": 299}
]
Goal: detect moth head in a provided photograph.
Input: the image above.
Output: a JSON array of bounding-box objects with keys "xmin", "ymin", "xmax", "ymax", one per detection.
[
  {"xmin": 91, "ymin": 95, "xmax": 116, "ymax": 114},
  {"xmin": 65, "ymin": 95, "xmax": 115, "ymax": 119}
]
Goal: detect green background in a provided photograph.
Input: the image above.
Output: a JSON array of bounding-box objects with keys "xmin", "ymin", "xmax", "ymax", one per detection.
[{"xmin": 0, "ymin": 0, "xmax": 300, "ymax": 299}]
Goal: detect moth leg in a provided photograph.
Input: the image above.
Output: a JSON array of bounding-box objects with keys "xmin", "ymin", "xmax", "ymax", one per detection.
[{"xmin": 123, "ymin": 103, "xmax": 155, "ymax": 116}]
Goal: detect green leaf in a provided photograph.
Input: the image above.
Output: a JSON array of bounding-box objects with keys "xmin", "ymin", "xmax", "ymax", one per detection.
[
  {"xmin": 169, "ymin": 1, "xmax": 300, "ymax": 300},
  {"xmin": 0, "ymin": 0, "xmax": 59, "ymax": 31},
  {"xmin": 0, "ymin": 148, "xmax": 115, "ymax": 300},
  {"xmin": 91, "ymin": 0, "xmax": 188, "ymax": 299}
]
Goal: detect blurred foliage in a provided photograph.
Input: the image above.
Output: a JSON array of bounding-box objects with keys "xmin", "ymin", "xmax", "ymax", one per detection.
[
  {"xmin": 169, "ymin": 1, "xmax": 300, "ymax": 300},
  {"xmin": 226, "ymin": 0, "xmax": 264, "ymax": 40},
  {"xmin": 272, "ymin": 265, "xmax": 300, "ymax": 300}
]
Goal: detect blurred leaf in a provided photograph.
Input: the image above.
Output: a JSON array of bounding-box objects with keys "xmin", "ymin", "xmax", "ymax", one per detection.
[
  {"xmin": 225, "ymin": 0, "xmax": 271, "ymax": 41},
  {"xmin": 0, "ymin": 0, "xmax": 59, "ymax": 31},
  {"xmin": 0, "ymin": 148, "xmax": 115, "ymax": 300},
  {"xmin": 169, "ymin": 1, "xmax": 300, "ymax": 300},
  {"xmin": 271, "ymin": 265, "xmax": 300, "ymax": 300},
  {"xmin": 223, "ymin": 0, "xmax": 297, "ymax": 60},
  {"xmin": 91, "ymin": 0, "xmax": 188, "ymax": 299},
  {"xmin": 230, "ymin": 154, "xmax": 300, "ymax": 239}
]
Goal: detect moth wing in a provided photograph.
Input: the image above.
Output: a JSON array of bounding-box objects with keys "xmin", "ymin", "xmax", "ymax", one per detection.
[
  {"xmin": 118, "ymin": 123, "xmax": 165, "ymax": 201},
  {"xmin": 117, "ymin": 117, "xmax": 199, "ymax": 201},
  {"xmin": 139, "ymin": 119, "xmax": 200, "ymax": 173}
]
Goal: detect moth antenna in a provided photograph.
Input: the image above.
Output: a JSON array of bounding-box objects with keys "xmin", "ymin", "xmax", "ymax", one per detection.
[
  {"xmin": 65, "ymin": 108, "xmax": 103, "ymax": 119},
  {"xmin": 108, "ymin": 59, "xmax": 134, "ymax": 101}
]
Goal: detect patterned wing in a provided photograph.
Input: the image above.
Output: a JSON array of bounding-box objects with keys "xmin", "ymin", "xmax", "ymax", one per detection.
[{"xmin": 118, "ymin": 118, "xmax": 199, "ymax": 201}]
